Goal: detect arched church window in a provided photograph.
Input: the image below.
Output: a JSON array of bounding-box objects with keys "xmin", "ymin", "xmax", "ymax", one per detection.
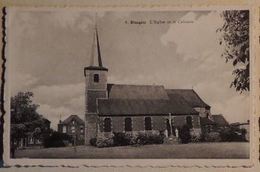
[
  {"xmin": 186, "ymin": 116, "xmax": 193, "ymax": 128},
  {"xmin": 94, "ymin": 74, "xmax": 99, "ymax": 82},
  {"xmin": 125, "ymin": 118, "xmax": 132, "ymax": 132},
  {"xmin": 104, "ymin": 118, "xmax": 112, "ymax": 132},
  {"xmin": 145, "ymin": 117, "xmax": 152, "ymax": 130}
]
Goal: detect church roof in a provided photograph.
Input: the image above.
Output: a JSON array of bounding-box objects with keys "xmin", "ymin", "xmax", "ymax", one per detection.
[
  {"xmin": 97, "ymin": 84, "xmax": 199, "ymax": 116},
  {"xmin": 98, "ymin": 99, "xmax": 198, "ymax": 116},
  {"xmin": 60, "ymin": 115, "xmax": 84, "ymax": 125},
  {"xmin": 166, "ymin": 89, "xmax": 210, "ymax": 108},
  {"xmin": 107, "ymin": 84, "xmax": 169, "ymax": 100}
]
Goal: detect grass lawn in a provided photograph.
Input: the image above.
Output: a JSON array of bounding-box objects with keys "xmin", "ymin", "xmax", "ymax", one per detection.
[{"xmin": 14, "ymin": 142, "xmax": 249, "ymax": 159}]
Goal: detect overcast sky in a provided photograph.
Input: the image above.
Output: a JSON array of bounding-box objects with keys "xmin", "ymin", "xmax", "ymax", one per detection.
[{"xmin": 6, "ymin": 8, "xmax": 250, "ymax": 129}]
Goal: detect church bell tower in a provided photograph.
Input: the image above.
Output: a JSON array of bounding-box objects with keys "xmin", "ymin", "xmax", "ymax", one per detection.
[{"xmin": 84, "ymin": 26, "xmax": 108, "ymax": 145}]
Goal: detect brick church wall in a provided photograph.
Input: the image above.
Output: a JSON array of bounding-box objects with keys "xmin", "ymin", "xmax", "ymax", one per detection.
[
  {"xmin": 98, "ymin": 115, "xmax": 200, "ymax": 133},
  {"xmin": 151, "ymin": 116, "xmax": 166, "ymax": 131}
]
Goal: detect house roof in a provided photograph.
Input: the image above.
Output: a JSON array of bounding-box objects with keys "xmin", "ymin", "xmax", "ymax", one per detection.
[
  {"xmin": 97, "ymin": 99, "xmax": 198, "ymax": 116},
  {"xmin": 107, "ymin": 84, "xmax": 169, "ymax": 100},
  {"xmin": 166, "ymin": 89, "xmax": 210, "ymax": 108},
  {"xmin": 200, "ymin": 117, "xmax": 215, "ymax": 126},
  {"xmin": 60, "ymin": 115, "xmax": 84, "ymax": 125},
  {"xmin": 212, "ymin": 114, "xmax": 229, "ymax": 126}
]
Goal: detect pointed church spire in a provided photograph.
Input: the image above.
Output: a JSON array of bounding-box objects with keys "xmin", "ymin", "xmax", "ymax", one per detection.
[
  {"xmin": 95, "ymin": 25, "xmax": 103, "ymax": 67},
  {"xmin": 89, "ymin": 30, "xmax": 95, "ymax": 66},
  {"xmin": 84, "ymin": 15, "xmax": 108, "ymax": 74}
]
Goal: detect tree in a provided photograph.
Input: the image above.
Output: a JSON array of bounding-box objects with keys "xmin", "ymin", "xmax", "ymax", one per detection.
[
  {"xmin": 11, "ymin": 92, "xmax": 51, "ymax": 146},
  {"xmin": 217, "ymin": 10, "xmax": 249, "ymax": 92},
  {"xmin": 11, "ymin": 92, "xmax": 39, "ymax": 124}
]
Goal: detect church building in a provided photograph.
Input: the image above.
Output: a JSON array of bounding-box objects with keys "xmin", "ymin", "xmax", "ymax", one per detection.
[{"xmin": 84, "ymin": 27, "xmax": 212, "ymax": 145}]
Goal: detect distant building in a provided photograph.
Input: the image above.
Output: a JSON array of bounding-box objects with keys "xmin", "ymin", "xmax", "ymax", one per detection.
[
  {"xmin": 200, "ymin": 114, "xmax": 229, "ymax": 133},
  {"xmin": 212, "ymin": 114, "xmax": 229, "ymax": 127},
  {"xmin": 83, "ymin": 27, "xmax": 213, "ymax": 145},
  {"xmin": 58, "ymin": 115, "xmax": 85, "ymax": 145},
  {"xmin": 230, "ymin": 120, "xmax": 250, "ymax": 141}
]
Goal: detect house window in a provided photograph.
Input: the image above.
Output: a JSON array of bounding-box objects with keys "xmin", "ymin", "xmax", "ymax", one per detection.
[
  {"xmin": 145, "ymin": 117, "xmax": 152, "ymax": 130},
  {"xmin": 104, "ymin": 118, "xmax": 112, "ymax": 132},
  {"xmin": 186, "ymin": 116, "xmax": 193, "ymax": 128},
  {"xmin": 71, "ymin": 126, "xmax": 75, "ymax": 133},
  {"xmin": 62, "ymin": 126, "xmax": 67, "ymax": 133},
  {"xmin": 125, "ymin": 118, "xmax": 132, "ymax": 132},
  {"xmin": 80, "ymin": 125, "xmax": 84, "ymax": 133},
  {"xmin": 94, "ymin": 74, "xmax": 99, "ymax": 83},
  {"xmin": 72, "ymin": 120, "xmax": 75, "ymax": 125}
]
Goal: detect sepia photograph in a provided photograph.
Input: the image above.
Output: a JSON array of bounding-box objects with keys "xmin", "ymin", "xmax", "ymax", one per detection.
[{"xmin": 5, "ymin": 8, "xmax": 250, "ymax": 160}]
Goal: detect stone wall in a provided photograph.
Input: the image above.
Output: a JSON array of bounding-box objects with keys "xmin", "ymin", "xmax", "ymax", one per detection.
[{"xmin": 85, "ymin": 113, "xmax": 98, "ymax": 145}]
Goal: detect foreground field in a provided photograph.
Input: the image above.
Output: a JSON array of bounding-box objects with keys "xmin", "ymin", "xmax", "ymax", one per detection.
[{"xmin": 15, "ymin": 142, "xmax": 249, "ymax": 159}]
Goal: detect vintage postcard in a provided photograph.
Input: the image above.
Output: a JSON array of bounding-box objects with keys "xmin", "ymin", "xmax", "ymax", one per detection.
[{"xmin": 1, "ymin": 5, "xmax": 259, "ymax": 170}]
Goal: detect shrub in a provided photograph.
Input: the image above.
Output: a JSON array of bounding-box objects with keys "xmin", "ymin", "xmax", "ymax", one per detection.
[
  {"xmin": 113, "ymin": 132, "xmax": 137, "ymax": 146},
  {"xmin": 150, "ymin": 134, "xmax": 164, "ymax": 144},
  {"xmin": 125, "ymin": 133, "xmax": 137, "ymax": 145},
  {"xmin": 89, "ymin": 138, "xmax": 97, "ymax": 146},
  {"xmin": 43, "ymin": 132, "xmax": 72, "ymax": 148},
  {"xmin": 179, "ymin": 125, "xmax": 191, "ymax": 144},
  {"xmin": 136, "ymin": 132, "xmax": 164, "ymax": 145},
  {"xmin": 96, "ymin": 136, "xmax": 114, "ymax": 148},
  {"xmin": 204, "ymin": 132, "xmax": 221, "ymax": 142},
  {"xmin": 136, "ymin": 132, "xmax": 148, "ymax": 145},
  {"xmin": 112, "ymin": 132, "xmax": 164, "ymax": 146},
  {"xmin": 94, "ymin": 131, "xmax": 164, "ymax": 148},
  {"xmin": 113, "ymin": 132, "xmax": 128, "ymax": 146},
  {"xmin": 190, "ymin": 129, "xmax": 202, "ymax": 143},
  {"xmin": 219, "ymin": 127, "xmax": 247, "ymax": 142}
]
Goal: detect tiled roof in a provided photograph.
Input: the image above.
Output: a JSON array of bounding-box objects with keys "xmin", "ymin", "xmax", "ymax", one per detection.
[
  {"xmin": 107, "ymin": 84, "xmax": 169, "ymax": 100},
  {"xmin": 98, "ymin": 99, "xmax": 198, "ymax": 116},
  {"xmin": 96, "ymin": 84, "xmax": 209, "ymax": 116},
  {"xmin": 61, "ymin": 115, "xmax": 84, "ymax": 125},
  {"xmin": 212, "ymin": 114, "xmax": 229, "ymax": 126},
  {"xmin": 200, "ymin": 117, "xmax": 215, "ymax": 126},
  {"xmin": 166, "ymin": 89, "xmax": 210, "ymax": 108}
]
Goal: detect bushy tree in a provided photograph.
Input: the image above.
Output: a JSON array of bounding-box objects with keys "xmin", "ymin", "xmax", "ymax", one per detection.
[
  {"xmin": 179, "ymin": 125, "xmax": 191, "ymax": 144},
  {"xmin": 11, "ymin": 92, "xmax": 39, "ymax": 124},
  {"xmin": 217, "ymin": 10, "xmax": 249, "ymax": 92},
  {"xmin": 11, "ymin": 92, "xmax": 51, "ymax": 146}
]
